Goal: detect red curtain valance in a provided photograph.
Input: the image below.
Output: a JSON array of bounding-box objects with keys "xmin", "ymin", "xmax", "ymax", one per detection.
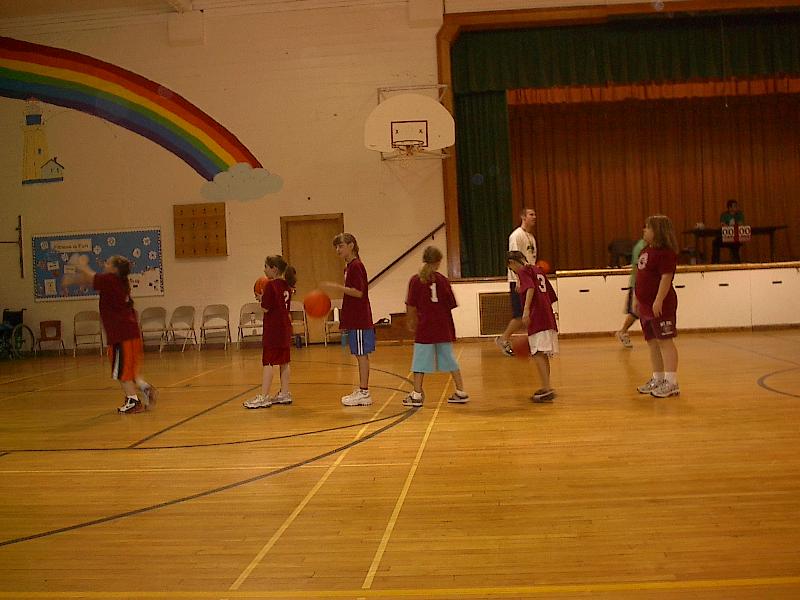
[{"xmin": 508, "ymin": 76, "xmax": 800, "ymax": 105}]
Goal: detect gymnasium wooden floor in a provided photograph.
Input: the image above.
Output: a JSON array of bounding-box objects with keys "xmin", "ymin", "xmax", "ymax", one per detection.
[{"xmin": 1, "ymin": 330, "xmax": 799, "ymax": 599}]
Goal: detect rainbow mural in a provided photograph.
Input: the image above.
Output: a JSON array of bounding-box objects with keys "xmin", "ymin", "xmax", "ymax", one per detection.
[{"xmin": 0, "ymin": 36, "xmax": 261, "ymax": 181}]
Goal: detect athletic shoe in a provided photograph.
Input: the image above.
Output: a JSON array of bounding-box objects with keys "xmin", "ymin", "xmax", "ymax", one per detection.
[
  {"xmin": 118, "ymin": 397, "xmax": 144, "ymax": 414},
  {"xmin": 447, "ymin": 392, "xmax": 470, "ymax": 404},
  {"xmin": 341, "ymin": 389, "xmax": 372, "ymax": 406},
  {"xmin": 616, "ymin": 331, "xmax": 633, "ymax": 348},
  {"xmin": 402, "ymin": 392, "xmax": 424, "ymax": 408},
  {"xmin": 651, "ymin": 381, "xmax": 680, "ymax": 398},
  {"xmin": 637, "ymin": 378, "xmax": 663, "ymax": 394},
  {"xmin": 272, "ymin": 391, "xmax": 293, "ymax": 405},
  {"xmin": 494, "ymin": 336, "xmax": 514, "ymax": 357},
  {"xmin": 243, "ymin": 395, "xmax": 273, "ymax": 409},
  {"xmin": 531, "ymin": 388, "xmax": 556, "ymax": 403},
  {"xmin": 140, "ymin": 384, "xmax": 159, "ymax": 408}
]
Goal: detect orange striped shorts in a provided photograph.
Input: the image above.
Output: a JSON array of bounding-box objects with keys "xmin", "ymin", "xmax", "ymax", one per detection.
[{"xmin": 108, "ymin": 337, "xmax": 143, "ymax": 382}]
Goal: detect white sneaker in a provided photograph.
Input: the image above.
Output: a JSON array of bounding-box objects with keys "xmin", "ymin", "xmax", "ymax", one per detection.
[
  {"xmin": 447, "ymin": 392, "xmax": 469, "ymax": 404},
  {"xmin": 637, "ymin": 378, "xmax": 663, "ymax": 394},
  {"xmin": 341, "ymin": 389, "xmax": 372, "ymax": 406},
  {"xmin": 243, "ymin": 394, "xmax": 273, "ymax": 409},
  {"xmin": 616, "ymin": 331, "xmax": 633, "ymax": 348},
  {"xmin": 139, "ymin": 384, "xmax": 158, "ymax": 408},
  {"xmin": 272, "ymin": 391, "xmax": 293, "ymax": 405},
  {"xmin": 651, "ymin": 381, "xmax": 680, "ymax": 398},
  {"xmin": 118, "ymin": 397, "xmax": 144, "ymax": 413},
  {"xmin": 402, "ymin": 392, "xmax": 424, "ymax": 407},
  {"xmin": 494, "ymin": 336, "xmax": 514, "ymax": 357}
]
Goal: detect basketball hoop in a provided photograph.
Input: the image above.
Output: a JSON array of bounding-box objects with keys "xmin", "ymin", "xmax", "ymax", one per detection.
[{"xmin": 396, "ymin": 142, "xmax": 424, "ymax": 159}]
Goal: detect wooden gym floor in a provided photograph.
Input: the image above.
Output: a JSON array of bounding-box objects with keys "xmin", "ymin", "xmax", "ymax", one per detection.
[{"xmin": 1, "ymin": 330, "xmax": 799, "ymax": 599}]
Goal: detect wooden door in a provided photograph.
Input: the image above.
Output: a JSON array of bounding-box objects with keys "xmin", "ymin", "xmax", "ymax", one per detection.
[{"xmin": 281, "ymin": 213, "xmax": 344, "ymax": 343}]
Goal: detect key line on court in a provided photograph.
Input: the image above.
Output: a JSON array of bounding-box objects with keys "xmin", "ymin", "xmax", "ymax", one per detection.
[
  {"xmin": 0, "ymin": 408, "xmax": 416, "ymax": 548},
  {"xmin": 757, "ymin": 367, "xmax": 800, "ymax": 399},
  {"xmin": 0, "ymin": 461, "xmax": 413, "ymax": 475},
  {"xmin": 228, "ymin": 382, "xmax": 412, "ymax": 591},
  {"xmin": 362, "ymin": 382, "xmax": 449, "ymax": 589},
  {"xmin": 5, "ymin": 574, "xmax": 800, "ymax": 598}
]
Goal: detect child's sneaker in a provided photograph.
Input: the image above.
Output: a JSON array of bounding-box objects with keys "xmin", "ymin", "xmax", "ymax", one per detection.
[
  {"xmin": 140, "ymin": 384, "xmax": 159, "ymax": 408},
  {"xmin": 402, "ymin": 392, "xmax": 424, "ymax": 407},
  {"xmin": 651, "ymin": 381, "xmax": 680, "ymax": 398},
  {"xmin": 531, "ymin": 388, "xmax": 556, "ymax": 403},
  {"xmin": 447, "ymin": 391, "xmax": 470, "ymax": 404},
  {"xmin": 243, "ymin": 394, "xmax": 273, "ymax": 409},
  {"xmin": 341, "ymin": 389, "xmax": 372, "ymax": 406},
  {"xmin": 494, "ymin": 336, "xmax": 514, "ymax": 357},
  {"xmin": 637, "ymin": 378, "xmax": 663, "ymax": 394},
  {"xmin": 118, "ymin": 397, "xmax": 144, "ymax": 414},
  {"xmin": 615, "ymin": 331, "xmax": 633, "ymax": 348},
  {"xmin": 272, "ymin": 391, "xmax": 293, "ymax": 405}
]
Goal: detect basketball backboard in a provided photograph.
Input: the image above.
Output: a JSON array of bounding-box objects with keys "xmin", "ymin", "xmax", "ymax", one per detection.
[{"xmin": 365, "ymin": 91, "xmax": 455, "ymax": 160}]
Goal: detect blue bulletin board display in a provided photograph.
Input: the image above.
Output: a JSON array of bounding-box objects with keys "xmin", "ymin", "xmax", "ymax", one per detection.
[{"xmin": 32, "ymin": 228, "xmax": 164, "ymax": 302}]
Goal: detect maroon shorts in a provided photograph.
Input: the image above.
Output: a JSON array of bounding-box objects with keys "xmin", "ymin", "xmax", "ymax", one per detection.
[
  {"xmin": 641, "ymin": 314, "xmax": 678, "ymax": 341},
  {"xmin": 262, "ymin": 346, "xmax": 290, "ymax": 366}
]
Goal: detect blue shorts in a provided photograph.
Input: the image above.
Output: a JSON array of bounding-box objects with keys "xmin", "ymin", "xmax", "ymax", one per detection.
[
  {"xmin": 347, "ymin": 328, "xmax": 376, "ymax": 356},
  {"xmin": 411, "ymin": 342, "xmax": 459, "ymax": 373},
  {"xmin": 509, "ymin": 282, "xmax": 523, "ymax": 319}
]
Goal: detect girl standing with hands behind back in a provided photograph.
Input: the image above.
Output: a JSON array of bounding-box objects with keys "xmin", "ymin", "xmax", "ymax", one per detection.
[
  {"xmin": 634, "ymin": 215, "xmax": 680, "ymax": 398},
  {"xmin": 244, "ymin": 255, "xmax": 296, "ymax": 409}
]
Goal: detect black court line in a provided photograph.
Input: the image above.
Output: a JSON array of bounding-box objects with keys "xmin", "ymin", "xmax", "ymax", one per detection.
[
  {"xmin": 757, "ymin": 368, "xmax": 800, "ymax": 399},
  {"xmin": 704, "ymin": 334, "xmax": 800, "ymax": 367},
  {"xmin": 0, "ymin": 407, "xmax": 418, "ymax": 548},
  {"xmin": 0, "ymin": 452, "xmax": 8, "ymax": 459},
  {"xmin": 1, "ymin": 409, "xmax": 411, "ymax": 453}
]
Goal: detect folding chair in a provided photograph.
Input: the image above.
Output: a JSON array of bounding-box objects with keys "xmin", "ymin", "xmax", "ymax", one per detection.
[
  {"xmin": 167, "ymin": 305, "xmax": 197, "ymax": 352},
  {"xmin": 199, "ymin": 304, "xmax": 232, "ymax": 350},
  {"xmin": 37, "ymin": 320, "xmax": 66, "ymax": 355},
  {"xmin": 323, "ymin": 298, "xmax": 343, "ymax": 346},
  {"xmin": 289, "ymin": 300, "xmax": 309, "ymax": 347},
  {"xmin": 237, "ymin": 302, "xmax": 263, "ymax": 347},
  {"xmin": 139, "ymin": 306, "xmax": 168, "ymax": 352},
  {"xmin": 73, "ymin": 310, "xmax": 104, "ymax": 356}
]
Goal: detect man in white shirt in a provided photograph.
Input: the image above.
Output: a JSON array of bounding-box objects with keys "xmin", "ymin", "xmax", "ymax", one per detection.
[{"xmin": 496, "ymin": 207, "xmax": 538, "ymax": 356}]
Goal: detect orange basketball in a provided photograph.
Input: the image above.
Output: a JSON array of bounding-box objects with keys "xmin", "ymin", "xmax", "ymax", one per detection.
[
  {"xmin": 511, "ymin": 335, "xmax": 530, "ymax": 360},
  {"xmin": 254, "ymin": 275, "xmax": 269, "ymax": 296},
  {"xmin": 304, "ymin": 289, "xmax": 331, "ymax": 319},
  {"xmin": 536, "ymin": 259, "xmax": 553, "ymax": 274}
]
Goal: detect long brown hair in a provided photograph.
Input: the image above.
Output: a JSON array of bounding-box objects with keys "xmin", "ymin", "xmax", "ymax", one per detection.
[
  {"xmin": 265, "ymin": 255, "xmax": 297, "ymax": 288},
  {"xmin": 418, "ymin": 246, "xmax": 443, "ymax": 284},
  {"xmin": 108, "ymin": 255, "xmax": 133, "ymax": 307},
  {"xmin": 646, "ymin": 215, "xmax": 679, "ymax": 253},
  {"xmin": 332, "ymin": 232, "xmax": 359, "ymax": 257}
]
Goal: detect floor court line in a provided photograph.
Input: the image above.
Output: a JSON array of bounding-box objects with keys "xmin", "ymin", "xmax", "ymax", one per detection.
[
  {"xmin": 3, "ymin": 575, "xmax": 800, "ymax": 598},
  {"xmin": 228, "ymin": 381, "xmax": 410, "ymax": 591}
]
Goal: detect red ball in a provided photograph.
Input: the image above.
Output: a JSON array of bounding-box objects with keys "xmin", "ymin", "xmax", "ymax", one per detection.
[
  {"xmin": 536, "ymin": 259, "xmax": 553, "ymax": 274},
  {"xmin": 254, "ymin": 275, "xmax": 269, "ymax": 296},
  {"xmin": 303, "ymin": 289, "xmax": 332, "ymax": 319},
  {"xmin": 511, "ymin": 335, "xmax": 530, "ymax": 360}
]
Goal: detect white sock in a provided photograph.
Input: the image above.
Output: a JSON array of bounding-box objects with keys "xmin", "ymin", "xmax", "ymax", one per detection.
[
  {"xmin": 665, "ymin": 372, "xmax": 678, "ymax": 385},
  {"xmin": 411, "ymin": 391, "xmax": 423, "ymax": 400},
  {"xmin": 653, "ymin": 371, "xmax": 665, "ymax": 381}
]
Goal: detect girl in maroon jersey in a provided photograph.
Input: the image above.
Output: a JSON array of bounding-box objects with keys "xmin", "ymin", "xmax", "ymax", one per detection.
[
  {"xmin": 506, "ymin": 251, "xmax": 559, "ymax": 403},
  {"xmin": 71, "ymin": 255, "xmax": 157, "ymax": 414},
  {"xmin": 244, "ymin": 255, "xmax": 297, "ymax": 409},
  {"xmin": 403, "ymin": 246, "xmax": 469, "ymax": 408},
  {"xmin": 634, "ymin": 215, "xmax": 680, "ymax": 398},
  {"xmin": 322, "ymin": 233, "xmax": 375, "ymax": 407}
]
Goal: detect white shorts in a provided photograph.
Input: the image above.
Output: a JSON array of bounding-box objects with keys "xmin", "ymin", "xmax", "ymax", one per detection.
[{"xmin": 527, "ymin": 329, "xmax": 559, "ymax": 358}]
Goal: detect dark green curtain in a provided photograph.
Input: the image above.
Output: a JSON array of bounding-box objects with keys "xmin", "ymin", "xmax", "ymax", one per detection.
[
  {"xmin": 451, "ymin": 11, "xmax": 800, "ymax": 275},
  {"xmin": 455, "ymin": 92, "xmax": 511, "ymax": 277}
]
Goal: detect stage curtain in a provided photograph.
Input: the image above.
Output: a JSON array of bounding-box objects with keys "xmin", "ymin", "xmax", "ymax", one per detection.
[
  {"xmin": 452, "ymin": 12, "xmax": 800, "ymax": 94},
  {"xmin": 509, "ymin": 94, "xmax": 800, "ymax": 270},
  {"xmin": 455, "ymin": 92, "xmax": 513, "ymax": 277}
]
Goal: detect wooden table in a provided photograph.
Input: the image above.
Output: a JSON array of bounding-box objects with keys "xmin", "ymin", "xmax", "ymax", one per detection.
[{"xmin": 683, "ymin": 225, "xmax": 787, "ymax": 262}]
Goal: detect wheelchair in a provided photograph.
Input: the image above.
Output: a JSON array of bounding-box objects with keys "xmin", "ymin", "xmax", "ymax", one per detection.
[{"xmin": 0, "ymin": 309, "xmax": 36, "ymax": 359}]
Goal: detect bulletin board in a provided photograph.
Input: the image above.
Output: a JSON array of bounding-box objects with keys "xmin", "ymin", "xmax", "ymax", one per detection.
[
  {"xmin": 173, "ymin": 202, "xmax": 228, "ymax": 258},
  {"xmin": 32, "ymin": 228, "xmax": 164, "ymax": 302}
]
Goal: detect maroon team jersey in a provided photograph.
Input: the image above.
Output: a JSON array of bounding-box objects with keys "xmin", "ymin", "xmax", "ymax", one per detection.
[
  {"xmin": 405, "ymin": 272, "xmax": 457, "ymax": 344},
  {"xmin": 517, "ymin": 265, "xmax": 558, "ymax": 335},
  {"xmin": 340, "ymin": 257, "xmax": 374, "ymax": 330},
  {"xmin": 634, "ymin": 246, "xmax": 678, "ymax": 319},
  {"xmin": 261, "ymin": 278, "xmax": 292, "ymax": 349},
  {"xmin": 93, "ymin": 273, "xmax": 140, "ymax": 345}
]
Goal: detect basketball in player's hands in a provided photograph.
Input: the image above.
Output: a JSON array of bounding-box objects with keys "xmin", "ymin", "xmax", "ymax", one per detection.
[{"xmin": 254, "ymin": 276, "xmax": 269, "ymax": 296}]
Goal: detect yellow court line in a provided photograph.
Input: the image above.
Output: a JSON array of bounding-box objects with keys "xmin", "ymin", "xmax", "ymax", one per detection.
[
  {"xmin": 0, "ymin": 363, "xmax": 81, "ymax": 386},
  {"xmin": 2, "ymin": 576, "xmax": 800, "ymax": 598},
  {"xmin": 1, "ymin": 371, "xmax": 99, "ymax": 401},
  {"xmin": 362, "ymin": 383, "xmax": 448, "ymax": 589},
  {"xmin": 228, "ymin": 382, "xmax": 409, "ymax": 591}
]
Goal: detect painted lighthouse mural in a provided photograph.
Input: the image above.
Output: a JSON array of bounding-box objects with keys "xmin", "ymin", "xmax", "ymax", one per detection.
[{"xmin": 22, "ymin": 100, "xmax": 63, "ymax": 185}]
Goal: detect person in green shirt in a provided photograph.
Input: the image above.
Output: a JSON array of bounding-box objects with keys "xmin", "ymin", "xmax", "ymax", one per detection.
[
  {"xmin": 712, "ymin": 199, "xmax": 745, "ymax": 263},
  {"xmin": 615, "ymin": 238, "xmax": 647, "ymax": 348}
]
